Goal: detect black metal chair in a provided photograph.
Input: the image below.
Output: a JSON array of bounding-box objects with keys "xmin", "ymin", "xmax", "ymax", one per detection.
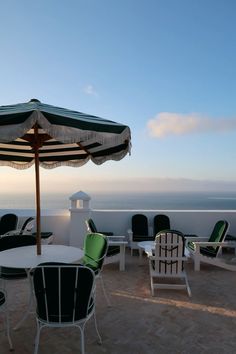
[
  {"xmin": 128, "ymin": 214, "xmax": 150, "ymax": 255},
  {"xmin": 153, "ymin": 214, "xmax": 170, "ymax": 238},
  {"xmin": 4, "ymin": 217, "xmax": 35, "ymax": 236},
  {"xmin": 0, "ymin": 213, "xmax": 18, "ymax": 236},
  {"xmin": 33, "ymin": 263, "xmax": 101, "ymax": 354},
  {"xmin": 85, "ymin": 218, "xmax": 119, "ymax": 257},
  {"xmin": 0, "ymin": 235, "xmax": 36, "ymax": 279}
]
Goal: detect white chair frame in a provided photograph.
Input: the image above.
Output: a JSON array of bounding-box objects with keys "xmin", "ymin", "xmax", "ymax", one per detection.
[
  {"xmin": 186, "ymin": 221, "xmax": 236, "ymax": 271},
  {"xmin": 0, "ymin": 286, "xmax": 13, "ymax": 351},
  {"xmin": 33, "ymin": 264, "xmax": 101, "ymax": 354},
  {"xmin": 188, "ymin": 239, "xmax": 236, "ymax": 271}
]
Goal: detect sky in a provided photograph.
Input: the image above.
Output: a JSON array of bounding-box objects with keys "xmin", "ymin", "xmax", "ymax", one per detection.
[{"xmin": 0, "ymin": 0, "xmax": 236, "ymax": 196}]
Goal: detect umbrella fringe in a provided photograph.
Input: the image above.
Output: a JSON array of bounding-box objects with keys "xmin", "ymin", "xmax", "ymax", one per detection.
[
  {"xmin": 39, "ymin": 113, "xmax": 131, "ymax": 146},
  {"xmin": 40, "ymin": 158, "xmax": 90, "ymax": 169},
  {"xmin": 91, "ymin": 148, "xmax": 131, "ymax": 165},
  {"xmin": 0, "ymin": 160, "xmax": 34, "ymax": 170},
  {"xmin": 0, "ymin": 116, "xmax": 37, "ymax": 142},
  {"xmin": 0, "ymin": 100, "xmax": 131, "ymax": 257},
  {"xmin": 0, "ymin": 112, "xmax": 131, "ymax": 147},
  {"xmin": 0, "ymin": 147, "xmax": 130, "ymax": 169}
]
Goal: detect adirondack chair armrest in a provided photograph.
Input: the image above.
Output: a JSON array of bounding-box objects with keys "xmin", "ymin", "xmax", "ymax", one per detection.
[
  {"xmin": 186, "ymin": 236, "xmax": 208, "ymax": 242},
  {"xmin": 194, "ymin": 241, "xmax": 236, "ymax": 248}
]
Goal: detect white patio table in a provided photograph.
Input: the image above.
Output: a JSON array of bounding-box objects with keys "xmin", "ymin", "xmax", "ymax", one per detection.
[
  {"xmin": 0, "ymin": 244, "xmax": 84, "ymax": 329},
  {"xmin": 138, "ymin": 241, "xmax": 190, "ymax": 258},
  {"xmin": 0, "ymin": 244, "xmax": 83, "ymax": 269},
  {"xmin": 107, "ymin": 236, "xmax": 128, "ymax": 271},
  {"xmin": 137, "ymin": 241, "xmax": 155, "ymax": 257}
]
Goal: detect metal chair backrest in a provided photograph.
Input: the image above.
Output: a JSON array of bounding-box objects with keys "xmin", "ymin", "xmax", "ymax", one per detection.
[
  {"xmin": 82, "ymin": 233, "xmax": 108, "ymax": 274},
  {"xmin": 33, "ymin": 264, "xmax": 95, "ymax": 323},
  {"xmin": 153, "ymin": 214, "xmax": 170, "ymax": 236},
  {"xmin": 19, "ymin": 217, "xmax": 35, "ymax": 235},
  {"xmin": 132, "ymin": 214, "xmax": 148, "ymax": 236},
  {"xmin": 86, "ymin": 219, "xmax": 97, "ymax": 233},
  {"xmin": 0, "ymin": 213, "xmax": 18, "ymax": 235}
]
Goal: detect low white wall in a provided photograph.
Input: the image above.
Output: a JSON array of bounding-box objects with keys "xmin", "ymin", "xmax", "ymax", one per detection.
[
  {"xmin": 0, "ymin": 209, "xmax": 71, "ymax": 245},
  {"xmin": 1, "ymin": 208, "xmax": 236, "ymax": 245},
  {"xmin": 91, "ymin": 209, "xmax": 236, "ymax": 238}
]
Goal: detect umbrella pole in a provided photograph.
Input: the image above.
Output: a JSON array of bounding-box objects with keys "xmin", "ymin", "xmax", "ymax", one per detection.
[{"xmin": 34, "ymin": 125, "xmax": 41, "ymax": 255}]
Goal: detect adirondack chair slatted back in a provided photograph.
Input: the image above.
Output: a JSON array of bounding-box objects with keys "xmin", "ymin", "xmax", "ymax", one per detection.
[{"xmin": 154, "ymin": 230, "xmax": 185, "ymax": 275}]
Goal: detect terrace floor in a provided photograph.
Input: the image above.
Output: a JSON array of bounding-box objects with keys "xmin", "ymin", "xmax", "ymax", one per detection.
[{"xmin": 1, "ymin": 251, "xmax": 236, "ymax": 354}]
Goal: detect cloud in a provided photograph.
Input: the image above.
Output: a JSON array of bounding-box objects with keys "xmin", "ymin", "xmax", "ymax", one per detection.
[
  {"xmin": 147, "ymin": 112, "xmax": 236, "ymax": 138},
  {"xmin": 83, "ymin": 84, "xmax": 98, "ymax": 96}
]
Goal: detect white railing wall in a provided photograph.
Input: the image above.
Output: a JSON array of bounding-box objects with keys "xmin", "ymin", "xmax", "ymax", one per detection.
[
  {"xmin": 0, "ymin": 209, "xmax": 71, "ymax": 245},
  {"xmin": 1, "ymin": 208, "xmax": 236, "ymax": 244},
  {"xmin": 92, "ymin": 210, "xmax": 236, "ymax": 238}
]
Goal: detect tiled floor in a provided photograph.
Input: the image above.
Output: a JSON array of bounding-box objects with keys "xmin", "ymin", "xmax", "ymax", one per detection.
[{"xmin": 1, "ymin": 252, "xmax": 236, "ymax": 354}]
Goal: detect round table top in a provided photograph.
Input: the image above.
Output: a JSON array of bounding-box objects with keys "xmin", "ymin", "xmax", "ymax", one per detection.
[
  {"xmin": 138, "ymin": 240, "xmax": 190, "ymax": 257},
  {"xmin": 137, "ymin": 241, "xmax": 154, "ymax": 249},
  {"xmin": 0, "ymin": 244, "xmax": 83, "ymax": 269}
]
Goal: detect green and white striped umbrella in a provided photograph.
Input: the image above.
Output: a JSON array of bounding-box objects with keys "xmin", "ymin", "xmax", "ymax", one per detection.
[{"xmin": 0, "ymin": 99, "xmax": 131, "ymax": 254}]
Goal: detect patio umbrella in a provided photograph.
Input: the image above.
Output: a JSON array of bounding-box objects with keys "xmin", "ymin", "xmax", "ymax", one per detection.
[{"xmin": 0, "ymin": 99, "xmax": 131, "ymax": 255}]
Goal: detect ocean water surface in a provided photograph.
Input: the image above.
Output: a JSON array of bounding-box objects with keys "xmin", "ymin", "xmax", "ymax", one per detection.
[{"xmin": 1, "ymin": 191, "xmax": 236, "ymax": 210}]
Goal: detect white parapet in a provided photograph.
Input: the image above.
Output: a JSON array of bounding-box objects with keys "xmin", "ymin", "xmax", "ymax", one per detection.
[{"xmin": 69, "ymin": 191, "xmax": 91, "ymax": 248}]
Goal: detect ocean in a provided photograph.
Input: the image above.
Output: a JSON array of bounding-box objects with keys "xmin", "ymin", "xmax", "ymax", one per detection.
[{"xmin": 1, "ymin": 191, "xmax": 236, "ymax": 210}]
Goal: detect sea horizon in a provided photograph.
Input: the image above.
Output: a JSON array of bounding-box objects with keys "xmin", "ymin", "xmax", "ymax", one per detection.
[{"xmin": 1, "ymin": 191, "xmax": 236, "ymax": 210}]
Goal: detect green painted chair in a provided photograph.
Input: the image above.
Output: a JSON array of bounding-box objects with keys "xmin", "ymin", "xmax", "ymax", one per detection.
[
  {"xmin": 85, "ymin": 218, "xmax": 120, "ymax": 257},
  {"xmin": 187, "ymin": 220, "xmax": 231, "ymax": 271},
  {"xmin": 80, "ymin": 233, "xmax": 110, "ymax": 305},
  {"xmin": 81, "ymin": 233, "xmax": 108, "ymax": 274}
]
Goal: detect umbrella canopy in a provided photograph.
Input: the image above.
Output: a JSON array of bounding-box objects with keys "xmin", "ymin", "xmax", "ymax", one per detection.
[{"xmin": 0, "ymin": 99, "xmax": 131, "ymax": 254}]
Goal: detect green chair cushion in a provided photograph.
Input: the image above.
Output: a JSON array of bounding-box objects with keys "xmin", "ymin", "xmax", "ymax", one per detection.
[{"xmin": 81, "ymin": 233, "xmax": 107, "ymax": 272}]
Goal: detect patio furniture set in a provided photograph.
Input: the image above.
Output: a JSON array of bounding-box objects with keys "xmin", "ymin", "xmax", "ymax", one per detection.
[
  {"xmin": 0, "ymin": 214, "xmax": 54, "ymax": 244},
  {"xmin": 0, "ymin": 212, "xmax": 236, "ymax": 353},
  {"xmin": 0, "ymin": 100, "xmax": 132, "ymax": 353},
  {"xmin": 129, "ymin": 214, "xmax": 236, "ymax": 296},
  {"xmin": 0, "ymin": 214, "xmax": 127, "ymax": 353}
]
